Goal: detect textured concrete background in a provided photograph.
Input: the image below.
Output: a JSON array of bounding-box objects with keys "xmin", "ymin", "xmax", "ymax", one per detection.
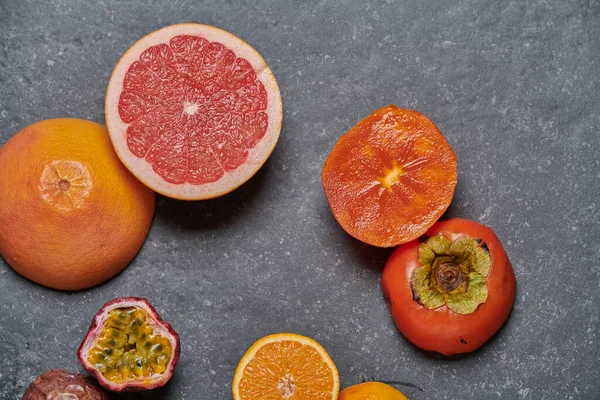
[{"xmin": 1, "ymin": 0, "xmax": 599, "ymax": 399}]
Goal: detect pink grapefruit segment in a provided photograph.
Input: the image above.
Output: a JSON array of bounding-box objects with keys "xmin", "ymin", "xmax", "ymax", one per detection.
[{"xmin": 106, "ymin": 24, "xmax": 282, "ymax": 200}]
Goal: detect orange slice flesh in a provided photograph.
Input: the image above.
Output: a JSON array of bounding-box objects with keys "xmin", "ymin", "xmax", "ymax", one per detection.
[
  {"xmin": 321, "ymin": 105, "xmax": 458, "ymax": 248},
  {"xmin": 232, "ymin": 333, "xmax": 340, "ymax": 400}
]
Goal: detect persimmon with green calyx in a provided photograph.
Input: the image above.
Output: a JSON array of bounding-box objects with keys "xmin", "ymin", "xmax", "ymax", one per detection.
[
  {"xmin": 322, "ymin": 105, "xmax": 457, "ymax": 247},
  {"xmin": 382, "ymin": 218, "xmax": 516, "ymax": 356}
]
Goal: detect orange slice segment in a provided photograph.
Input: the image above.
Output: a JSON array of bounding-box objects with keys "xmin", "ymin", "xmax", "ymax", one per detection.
[
  {"xmin": 321, "ymin": 105, "xmax": 458, "ymax": 248},
  {"xmin": 232, "ymin": 333, "xmax": 340, "ymax": 400}
]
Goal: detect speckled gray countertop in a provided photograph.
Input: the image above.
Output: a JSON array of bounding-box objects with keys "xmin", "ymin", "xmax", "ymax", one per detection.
[{"xmin": 1, "ymin": 1, "xmax": 599, "ymax": 399}]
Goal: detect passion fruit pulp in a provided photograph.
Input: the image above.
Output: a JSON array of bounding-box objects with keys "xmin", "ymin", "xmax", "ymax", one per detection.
[
  {"xmin": 77, "ymin": 297, "xmax": 180, "ymax": 392},
  {"xmin": 22, "ymin": 369, "xmax": 109, "ymax": 400}
]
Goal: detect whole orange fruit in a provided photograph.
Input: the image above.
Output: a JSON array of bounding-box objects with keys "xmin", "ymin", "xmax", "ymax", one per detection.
[
  {"xmin": 0, "ymin": 118, "xmax": 155, "ymax": 290},
  {"xmin": 339, "ymin": 382, "xmax": 408, "ymax": 400}
]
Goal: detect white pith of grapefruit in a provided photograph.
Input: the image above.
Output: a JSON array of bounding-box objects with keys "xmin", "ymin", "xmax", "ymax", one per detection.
[{"xmin": 105, "ymin": 23, "xmax": 283, "ymax": 200}]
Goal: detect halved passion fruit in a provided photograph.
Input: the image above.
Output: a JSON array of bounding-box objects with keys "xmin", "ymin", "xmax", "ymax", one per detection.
[{"xmin": 77, "ymin": 297, "xmax": 180, "ymax": 392}]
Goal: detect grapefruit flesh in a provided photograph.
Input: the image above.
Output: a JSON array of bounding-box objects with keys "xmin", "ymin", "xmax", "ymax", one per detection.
[
  {"xmin": 0, "ymin": 119, "xmax": 155, "ymax": 291},
  {"xmin": 322, "ymin": 105, "xmax": 458, "ymax": 248},
  {"xmin": 106, "ymin": 23, "xmax": 283, "ymax": 200}
]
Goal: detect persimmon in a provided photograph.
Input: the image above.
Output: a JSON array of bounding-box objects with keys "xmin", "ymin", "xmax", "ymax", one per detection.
[
  {"xmin": 382, "ymin": 218, "xmax": 516, "ymax": 355},
  {"xmin": 322, "ymin": 105, "xmax": 457, "ymax": 247}
]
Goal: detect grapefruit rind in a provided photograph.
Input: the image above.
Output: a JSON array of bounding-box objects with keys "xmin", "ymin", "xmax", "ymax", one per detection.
[
  {"xmin": 0, "ymin": 119, "xmax": 155, "ymax": 291},
  {"xmin": 105, "ymin": 23, "xmax": 283, "ymax": 200}
]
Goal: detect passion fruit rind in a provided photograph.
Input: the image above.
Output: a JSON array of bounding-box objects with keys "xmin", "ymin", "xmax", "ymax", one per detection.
[
  {"xmin": 77, "ymin": 297, "xmax": 180, "ymax": 392},
  {"xmin": 23, "ymin": 369, "xmax": 109, "ymax": 400}
]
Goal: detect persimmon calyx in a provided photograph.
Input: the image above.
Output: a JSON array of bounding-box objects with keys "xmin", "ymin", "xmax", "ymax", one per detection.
[{"xmin": 411, "ymin": 235, "xmax": 491, "ymax": 314}]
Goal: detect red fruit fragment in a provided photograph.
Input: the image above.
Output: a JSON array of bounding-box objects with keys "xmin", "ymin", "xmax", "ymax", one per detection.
[
  {"xmin": 77, "ymin": 297, "xmax": 180, "ymax": 392},
  {"xmin": 22, "ymin": 369, "xmax": 109, "ymax": 400}
]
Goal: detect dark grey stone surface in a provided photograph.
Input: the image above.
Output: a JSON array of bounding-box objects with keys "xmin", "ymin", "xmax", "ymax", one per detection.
[{"xmin": 1, "ymin": 0, "xmax": 599, "ymax": 399}]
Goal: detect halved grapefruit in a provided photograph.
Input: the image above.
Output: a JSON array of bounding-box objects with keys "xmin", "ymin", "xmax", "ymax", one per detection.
[{"xmin": 105, "ymin": 24, "xmax": 283, "ymax": 200}]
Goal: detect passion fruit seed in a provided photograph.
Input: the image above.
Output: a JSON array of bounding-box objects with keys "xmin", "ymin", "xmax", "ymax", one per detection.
[
  {"xmin": 411, "ymin": 235, "xmax": 491, "ymax": 314},
  {"xmin": 87, "ymin": 307, "xmax": 172, "ymax": 383}
]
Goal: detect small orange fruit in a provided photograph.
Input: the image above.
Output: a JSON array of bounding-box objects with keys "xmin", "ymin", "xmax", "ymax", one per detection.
[
  {"xmin": 339, "ymin": 382, "xmax": 408, "ymax": 400},
  {"xmin": 232, "ymin": 333, "xmax": 340, "ymax": 400},
  {"xmin": 0, "ymin": 118, "xmax": 155, "ymax": 290}
]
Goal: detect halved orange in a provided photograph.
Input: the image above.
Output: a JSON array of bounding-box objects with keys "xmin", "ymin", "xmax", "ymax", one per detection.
[
  {"xmin": 232, "ymin": 333, "xmax": 340, "ymax": 400},
  {"xmin": 321, "ymin": 105, "xmax": 458, "ymax": 247}
]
